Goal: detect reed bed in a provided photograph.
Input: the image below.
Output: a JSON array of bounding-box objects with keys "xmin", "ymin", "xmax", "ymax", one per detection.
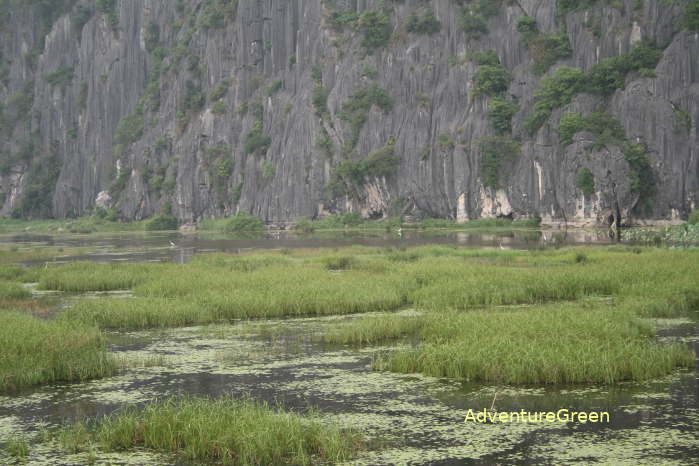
[
  {"xmin": 38, "ymin": 262, "xmax": 156, "ymax": 292},
  {"xmin": 371, "ymin": 304, "xmax": 694, "ymax": 384},
  {"xmin": 318, "ymin": 313, "xmax": 425, "ymax": 345},
  {"xmin": 57, "ymin": 396, "xmax": 363, "ymax": 465},
  {"xmin": 0, "ymin": 311, "xmax": 117, "ymax": 392},
  {"xmin": 0, "ymin": 281, "xmax": 31, "ymax": 300},
  {"xmin": 61, "ymin": 298, "xmax": 209, "ymax": 329},
  {"xmin": 38, "ymin": 247, "xmax": 699, "ymax": 329},
  {"xmin": 135, "ymin": 261, "xmax": 412, "ymax": 316},
  {"xmin": 0, "ymin": 264, "xmax": 27, "ymax": 280}
]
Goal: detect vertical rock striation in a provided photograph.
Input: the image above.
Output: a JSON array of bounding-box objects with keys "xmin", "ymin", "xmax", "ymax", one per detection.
[{"xmin": 0, "ymin": 0, "xmax": 696, "ymax": 226}]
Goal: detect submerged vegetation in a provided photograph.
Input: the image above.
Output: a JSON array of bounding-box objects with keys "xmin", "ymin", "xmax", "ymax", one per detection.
[{"xmin": 56, "ymin": 396, "xmax": 362, "ymax": 465}]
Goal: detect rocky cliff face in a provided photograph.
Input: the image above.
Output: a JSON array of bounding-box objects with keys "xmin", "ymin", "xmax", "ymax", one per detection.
[{"xmin": 0, "ymin": 0, "xmax": 697, "ymax": 226}]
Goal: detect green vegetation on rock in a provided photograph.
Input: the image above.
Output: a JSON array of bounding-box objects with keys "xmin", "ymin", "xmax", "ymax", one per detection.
[
  {"xmin": 326, "ymin": 139, "xmax": 398, "ymax": 199},
  {"xmin": 405, "ymin": 8, "xmax": 441, "ymax": 35},
  {"xmin": 687, "ymin": 0, "xmax": 699, "ymax": 30},
  {"xmin": 487, "ymin": 96, "xmax": 519, "ymax": 134},
  {"xmin": 524, "ymin": 66, "xmax": 584, "ymax": 134},
  {"xmin": 358, "ymin": 9, "xmax": 391, "ymax": 52},
  {"xmin": 338, "ymin": 85, "xmax": 393, "ymax": 150},
  {"xmin": 479, "ymin": 136, "xmax": 520, "ymax": 189},
  {"xmin": 472, "ymin": 63, "xmax": 511, "ymax": 97},
  {"xmin": 576, "ymin": 168, "xmax": 595, "ymax": 195},
  {"xmin": 517, "ymin": 16, "xmax": 571, "ymax": 74}
]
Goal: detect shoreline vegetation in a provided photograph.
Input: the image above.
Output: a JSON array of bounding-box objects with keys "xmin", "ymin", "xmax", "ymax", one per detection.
[
  {"xmin": 1, "ymin": 214, "xmax": 697, "ymax": 248},
  {"xmin": 0, "ymin": 213, "xmax": 544, "ymax": 234}
]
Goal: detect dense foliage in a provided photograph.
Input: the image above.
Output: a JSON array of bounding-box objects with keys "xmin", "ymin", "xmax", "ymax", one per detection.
[
  {"xmin": 576, "ymin": 168, "xmax": 595, "ymax": 196},
  {"xmin": 225, "ymin": 212, "xmax": 265, "ymax": 232},
  {"xmin": 472, "ymin": 64, "xmax": 511, "ymax": 97},
  {"xmin": 339, "ymin": 85, "xmax": 393, "ymax": 150},
  {"xmin": 405, "ymin": 9, "xmax": 441, "ymax": 35},
  {"xmin": 479, "ymin": 136, "xmax": 520, "ymax": 189},
  {"xmin": 488, "ymin": 97, "xmax": 519, "ymax": 134}
]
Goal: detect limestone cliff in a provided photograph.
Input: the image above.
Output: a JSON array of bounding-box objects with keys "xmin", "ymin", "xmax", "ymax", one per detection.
[{"xmin": 0, "ymin": 0, "xmax": 697, "ymax": 226}]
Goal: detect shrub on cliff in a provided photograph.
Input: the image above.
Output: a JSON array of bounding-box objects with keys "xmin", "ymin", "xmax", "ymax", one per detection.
[
  {"xmin": 472, "ymin": 64, "xmax": 511, "ymax": 97},
  {"xmin": 358, "ymin": 9, "xmax": 391, "ymax": 51},
  {"xmin": 576, "ymin": 168, "xmax": 595, "ymax": 196},
  {"xmin": 687, "ymin": 0, "xmax": 699, "ymax": 31},
  {"xmin": 405, "ymin": 9, "xmax": 441, "ymax": 35}
]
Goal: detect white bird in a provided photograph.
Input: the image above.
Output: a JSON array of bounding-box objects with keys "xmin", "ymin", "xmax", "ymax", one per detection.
[
  {"xmin": 169, "ymin": 241, "xmax": 176, "ymax": 248},
  {"xmin": 498, "ymin": 241, "xmax": 505, "ymax": 250}
]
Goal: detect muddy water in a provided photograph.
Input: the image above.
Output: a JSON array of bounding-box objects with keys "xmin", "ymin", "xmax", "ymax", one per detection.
[
  {"xmin": 0, "ymin": 228, "xmax": 614, "ymax": 264},
  {"xmin": 0, "ymin": 231, "xmax": 697, "ymax": 465}
]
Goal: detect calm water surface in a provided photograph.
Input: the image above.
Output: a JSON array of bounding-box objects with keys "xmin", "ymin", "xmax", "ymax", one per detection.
[{"xmin": 1, "ymin": 228, "xmax": 616, "ymax": 264}]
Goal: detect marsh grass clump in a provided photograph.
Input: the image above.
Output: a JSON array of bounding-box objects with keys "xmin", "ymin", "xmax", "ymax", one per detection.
[
  {"xmin": 38, "ymin": 262, "xmax": 153, "ymax": 292},
  {"xmin": 4, "ymin": 435, "xmax": 30, "ymax": 459},
  {"xmin": 57, "ymin": 396, "xmax": 363, "ymax": 465},
  {"xmin": 575, "ymin": 252, "xmax": 588, "ymax": 263},
  {"xmin": 0, "ymin": 280, "xmax": 31, "ymax": 299},
  {"xmin": 322, "ymin": 255, "xmax": 357, "ymax": 270},
  {"xmin": 61, "ymin": 298, "xmax": 209, "ymax": 329},
  {"xmin": 0, "ymin": 264, "xmax": 27, "ymax": 281},
  {"xmin": 138, "ymin": 265, "xmax": 412, "ymax": 320},
  {"xmin": 319, "ymin": 313, "xmax": 425, "ymax": 346},
  {"xmin": 191, "ymin": 253, "xmax": 291, "ymax": 272},
  {"xmin": 0, "ymin": 311, "xmax": 117, "ymax": 392},
  {"xmin": 373, "ymin": 304, "xmax": 694, "ymax": 384},
  {"xmin": 408, "ymin": 257, "xmax": 618, "ymax": 309}
]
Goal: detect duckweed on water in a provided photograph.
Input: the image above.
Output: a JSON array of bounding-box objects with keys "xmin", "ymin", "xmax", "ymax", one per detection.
[
  {"xmin": 0, "ymin": 311, "xmax": 118, "ymax": 392},
  {"xmin": 57, "ymin": 396, "xmax": 363, "ymax": 465}
]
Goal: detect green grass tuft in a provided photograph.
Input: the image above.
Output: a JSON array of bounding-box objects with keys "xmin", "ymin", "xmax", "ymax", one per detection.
[
  {"xmin": 371, "ymin": 304, "xmax": 694, "ymax": 384},
  {"xmin": 57, "ymin": 396, "xmax": 363, "ymax": 465},
  {"xmin": 0, "ymin": 311, "xmax": 117, "ymax": 392}
]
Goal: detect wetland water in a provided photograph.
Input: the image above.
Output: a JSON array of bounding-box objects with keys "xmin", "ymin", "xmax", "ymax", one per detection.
[
  {"xmin": 1, "ymin": 228, "xmax": 614, "ymax": 264},
  {"xmin": 0, "ymin": 230, "xmax": 697, "ymax": 465}
]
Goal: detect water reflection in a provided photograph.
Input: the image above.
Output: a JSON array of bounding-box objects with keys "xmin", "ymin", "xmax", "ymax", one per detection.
[{"xmin": 0, "ymin": 229, "xmax": 616, "ymax": 264}]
